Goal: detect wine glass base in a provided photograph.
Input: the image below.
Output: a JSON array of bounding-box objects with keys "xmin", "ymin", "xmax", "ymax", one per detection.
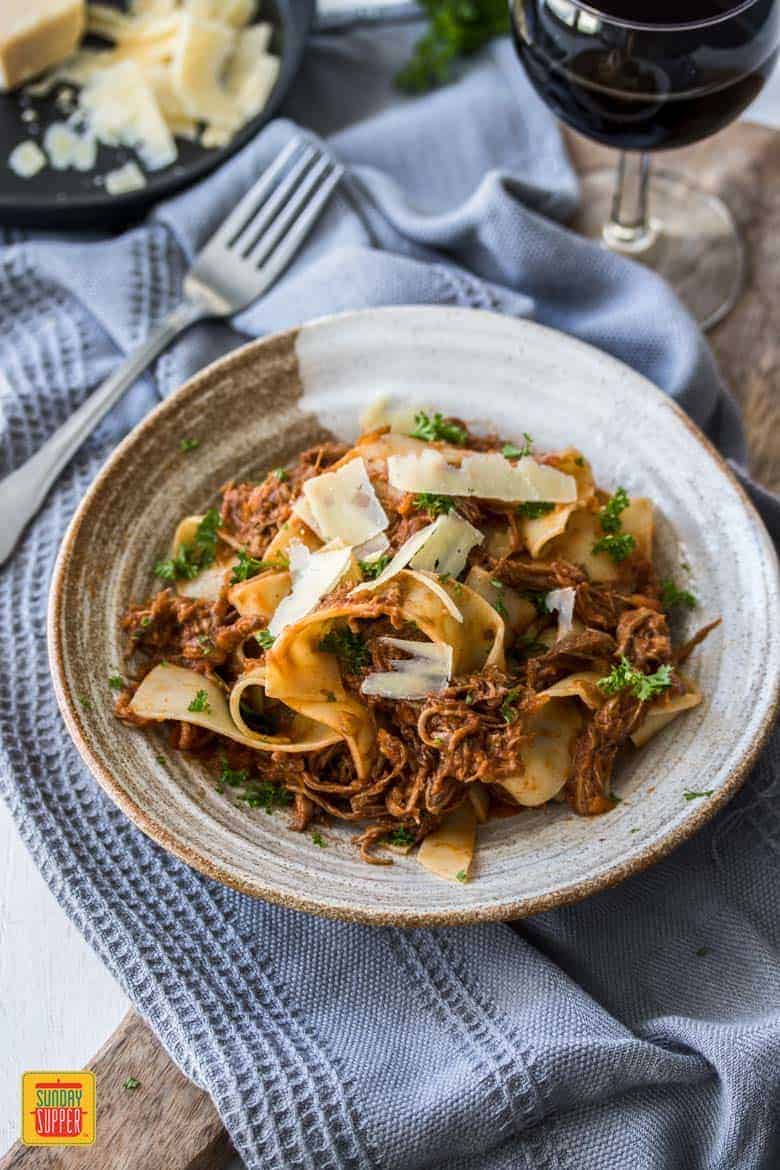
[{"xmin": 574, "ymin": 169, "xmax": 745, "ymax": 331}]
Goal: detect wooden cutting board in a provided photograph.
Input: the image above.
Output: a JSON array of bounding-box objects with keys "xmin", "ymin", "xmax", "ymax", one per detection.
[{"xmin": 1, "ymin": 118, "xmax": 776, "ymax": 1170}]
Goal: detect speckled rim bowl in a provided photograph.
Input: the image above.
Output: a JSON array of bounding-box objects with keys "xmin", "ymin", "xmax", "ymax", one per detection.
[{"xmin": 48, "ymin": 307, "xmax": 780, "ymax": 926}]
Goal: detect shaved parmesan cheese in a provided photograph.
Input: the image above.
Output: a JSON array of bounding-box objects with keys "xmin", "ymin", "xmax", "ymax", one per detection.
[
  {"xmin": 268, "ymin": 544, "xmax": 352, "ymax": 637},
  {"xmin": 104, "ymin": 159, "xmax": 148, "ymax": 194},
  {"xmin": 225, "ymin": 26, "xmax": 278, "ymax": 121},
  {"xmin": 387, "ymin": 449, "xmax": 577, "ymax": 503},
  {"xmin": 171, "ymin": 13, "xmax": 237, "ymax": 127},
  {"xmin": 409, "ymin": 511, "xmax": 483, "ymax": 578},
  {"xmin": 354, "ymin": 531, "xmax": 390, "ymax": 563},
  {"xmin": 361, "ymin": 638, "xmax": 452, "ymax": 700},
  {"xmin": 546, "ymin": 587, "xmax": 576, "ymax": 640},
  {"xmin": 360, "ymin": 395, "xmax": 426, "ymax": 436},
  {"xmin": 80, "ymin": 60, "xmax": 176, "ymax": 169},
  {"xmin": 0, "ymin": 0, "xmax": 84, "ymax": 93},
  {"xmin": 303, "ymin": 457, "xmax": 388, "ymax": 548},
  {"xmin": 43, "ymin": 122, "xmax": 96, "ymax": 170},
  {"xmin": 13, "ymin": 1, "xmax": 280, "ymax": 184},
  {"xmin": 351, "ymin": 520, "xmax": 441, "ymax": 595},
  {"xmin": 8, "ymin": 139, "xmax": 46, "ymax": 177},
  {"xmin": 291, "ymin": 494, "xmax": 324, "ymax": 539}
]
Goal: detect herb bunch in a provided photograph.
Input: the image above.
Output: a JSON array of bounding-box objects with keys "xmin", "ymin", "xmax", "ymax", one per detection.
[{"xmin": 396, "ymin": 0, "xmax": 510, "ymax": 94}]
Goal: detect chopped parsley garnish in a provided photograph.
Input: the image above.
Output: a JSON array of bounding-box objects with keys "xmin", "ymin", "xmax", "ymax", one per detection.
[
  {"xmin": 187, "ymin": 689, "xmax": 211, "ymax": 714},
  {"xmin": 409, "ymin": 411, "xmax": 467, "ymax": 445},
  {"xmin": 413, "ymin": 492, "xmax": 455, "ymax": 516},
  {"xmin": 139, "ymin": 616, "xmax": 151, "ymax": 628},
  {"xmin": 273, "ymin": 467, "xmax": 288, "ymax": 481},
  {"xmin": 230, "ymin": 548, "xmax": 266, "ymax": 584},
  {"xmin": 500, "ymin": 687, "xmax": 521, "ymax": 724},
  {"xmin": 502, "ymin": 433, "xmax": 533, "ymax": 459},
  {"xmin": 516, "ymin": 501, "xmax": 555, "ymax": 520},
  {"xmin": 358, "ymin": 553, "xmax": 391, "ymax": 580},
  {"xmin": 598, "ymin": 657, "xmax": 672, "ymax": 702},
  {"xmin": 218, "ymin": 758, "xmax": 249, "ymax": 788},
  {"xmin": 598, "ymin": 487, "xmax": 630, "ymax": 533},
  {"xmin": 660, "ymin": 579, "xmax": 697, "ymax": 610},
  {"xmin": 574, "ymin": 456, "xmax": 585, "ymax": 467},
  {"xmin": 695, "ymin": 945, "xmax": 710, "ymax": 957},
  {"xmin": 396, "ymin": 0, "xmax": 510, "ymax": 93},
  {"xmin": 318, "ymin": 627, "xmax": 370, "ymax": 671},
  {"xmin": 108, "ymin": 674, "xmax": 123, "ymax": 691},
  {"xmin": 683, "ymin": 789, "xmax": 714, "ymax": 801},
  {"xmin": 123, "ymin": 1077, "xmax": 140, "ymax": 1091},
  {"xmin": 455, "ymin": 869, "xmax": 469, "ymax": 883},
  {"xmin": 311, "ymin": 831, "xmax": 326, "ymax": 847},
  {"xmin": 155, "ymin": 755, "xmax": 166, "ymax": 765},
  {"xmin": 386, "ymin": 826, "xmax": 416, "ymax": 847},
  {"xmin": 522, "ymin": 590, "xmax": 549, "ymax": 616},
  {"xmin": 592, "ymin": 532, "xmax": 637, "ymax": 563},
  {"xmin": 78, "ymin": 695, "xmax": 92, "ymax": 710},
  {"xmin": 493, "ymin": 595, "xmax": 508, "ymax": 619},
  {"xmin": 154, "ymin": 508, "xmax": 222, "ymax": 581},
  {"xmin": 591, "ymin": 488, "xmax": 636, "ymax": 562},
  {"xmin": 179, "ymin": 437, "xmax": 200, "ymax": 452},
  {"xmin": 239, "ymin": 780, "xmax": 293, "ymax": 813},
  {"xmin": 255, "ymin": 629, "xmax": 275, "ymax": 650}
]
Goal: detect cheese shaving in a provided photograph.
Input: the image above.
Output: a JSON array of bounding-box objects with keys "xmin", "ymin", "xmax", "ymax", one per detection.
[
  {"xmin": 11, "ymin": 0, "xmax": 279, "ymax": 185},
  {"xmin": 387, "ymin": 449, "xmax": 577, "ymax": 503},
  {"xmin": 546, "ymin": 587, "xmax": 576, "ymax": 640},
  {"xmin": 351, "ymin": 520, "xmax": 442, "ymax": 596},
  {"xmin": 267, "ymin": 543, "xmax": 352, "ymax": 637},
  {"xmin": 409, "ymin": 511, "xmax": 483, "ymax": 579},
  {"xmin": 361, "ymin": 638, "xmax": 452, "ymax": 700},
  {"xmin": 8, "ymin": 140, "xmax": 47, "ymax": 177},
  {"xmin": 303, "ymin": 457, "xmax": 389, "ymax": 548}
]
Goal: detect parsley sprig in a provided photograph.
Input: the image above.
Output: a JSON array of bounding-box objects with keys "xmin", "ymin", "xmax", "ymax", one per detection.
[
  {"xmin": 154, "ymin": 509, "xmax": 221, "ymax": 581},
  {"xmin": 410, "ymin": 411, "xmax": 467, "ymax": 445},
  {"xmin": 255, "ymin": 629, "xmax": 275, "ymax": 650},
  {"xmin": 386, "ymin": 826, "xmax": 417, "ymax": 847},
  {"xmin": 187, "ymin": 689, "xmax": 211, "ymax": 714},
  {"xmin": 660, "ymin": 579, "xmax": 697, "ymax": 610},
  {"xmin": 230, "ymin": 548, "xmax": 266, "ymax": 584},
  {"xmin": 591, "ymin": 487, "xmax": 636, "ymax": 563},
  {"xmin": 396, "ymin": 0, "xmax": 510, "ymax": 94},
  {"xmin": 358, "ymin": 553, "xmax": 391, "ymax": 580},
  {"xmin": 319, "ymin": 627, "xmax": 370, "ymax": 671},
  {"xmin": 413, "ymin": 492, "xmax": 454, "ymax": 516},
  {"xmin": 598, "ymin": 657, "xmax": 672, "ymax": 702},
  {"xmin": 500, "ymin": 687, "xmax": 521, "ymax": 724},
  {"xmin": 502, "ymin": 433, "xmax": 533, "ymax": 459},
  {"xmin": 516, "ymin": 501, "xmax": 555, "ymax": 520}
]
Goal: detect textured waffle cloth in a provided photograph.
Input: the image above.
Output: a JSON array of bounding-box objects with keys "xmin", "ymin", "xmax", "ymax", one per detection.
[{"xmin": 1, "ymin": 19, "xmax": 778, "ymax": 1170}]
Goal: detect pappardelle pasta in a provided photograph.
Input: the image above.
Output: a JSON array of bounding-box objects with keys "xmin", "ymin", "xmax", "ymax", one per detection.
[{"xmin": 115, "ymin": 406, "xmax": 716, "ymax": 883}]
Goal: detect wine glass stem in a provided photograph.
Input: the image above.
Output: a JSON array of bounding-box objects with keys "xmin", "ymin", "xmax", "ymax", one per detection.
[{"xmin": 603, "ymin": 152, "xmax": 655, "ymax": 253}]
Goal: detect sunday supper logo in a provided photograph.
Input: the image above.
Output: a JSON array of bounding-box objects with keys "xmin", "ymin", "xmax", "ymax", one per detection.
[{"xmin": 21, "ymin": 1072, "xmax": 95, "ymax": 1146}]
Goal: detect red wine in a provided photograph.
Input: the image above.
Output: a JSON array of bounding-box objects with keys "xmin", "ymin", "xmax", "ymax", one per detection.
[{"xmin": 512, "ymin": 0, "xmax": 779, "ymax": 151}]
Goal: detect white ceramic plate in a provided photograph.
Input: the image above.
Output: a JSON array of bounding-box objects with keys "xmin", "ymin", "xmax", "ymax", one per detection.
[{"xmin": 48, "ymin": 307, "xmax": 780, "ymax": 925}]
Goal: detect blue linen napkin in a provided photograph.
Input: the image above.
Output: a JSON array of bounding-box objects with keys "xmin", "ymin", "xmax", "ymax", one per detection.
[{"xmin": 1, "ymin": 21, "xmax": 778, "ymax": 1170}]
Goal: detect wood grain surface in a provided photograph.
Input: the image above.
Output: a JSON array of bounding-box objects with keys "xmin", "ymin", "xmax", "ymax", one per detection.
[
  {"xmin": 0, "ymin": 1013, "xmax": 232, "ymax": 1170},
  {"xmin": 564, "ymin": 122, "xmax": 780, "ymax": 492},
  {"xmin": 1, "ymin": 121, "xmax": 776, "ymax": 1170}
]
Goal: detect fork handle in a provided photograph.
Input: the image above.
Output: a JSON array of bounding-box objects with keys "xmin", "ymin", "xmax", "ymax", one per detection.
[{"xmin": 0, "ymin": 298, "xmax": 211, "ymax": 566}]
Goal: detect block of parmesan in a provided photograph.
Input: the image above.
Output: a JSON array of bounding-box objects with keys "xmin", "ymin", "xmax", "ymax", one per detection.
[{"xmin": 0, "ymin": 0, "xmax": 85, "ymax": 92}]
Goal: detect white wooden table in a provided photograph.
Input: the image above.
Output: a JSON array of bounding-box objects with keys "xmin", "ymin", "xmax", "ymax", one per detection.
[{"xmin": 1, "ymin": 34, "xmax": 778, "ymax": 1155}]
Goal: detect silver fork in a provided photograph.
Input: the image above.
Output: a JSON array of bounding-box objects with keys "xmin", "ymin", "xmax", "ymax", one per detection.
[{"xmin": 0, "ymin": 137, "xmax": 343, "ymax": 565}]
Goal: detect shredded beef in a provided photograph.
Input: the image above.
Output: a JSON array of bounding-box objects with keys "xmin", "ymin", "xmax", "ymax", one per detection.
[{"xmin": 567, "ymin": 690, "xmax": 646, "ymax": 815}]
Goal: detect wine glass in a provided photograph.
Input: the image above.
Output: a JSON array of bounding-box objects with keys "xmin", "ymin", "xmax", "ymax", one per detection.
[{"xmin": 511, "ymin": 0, "xmax": 779, "ymax": 328}]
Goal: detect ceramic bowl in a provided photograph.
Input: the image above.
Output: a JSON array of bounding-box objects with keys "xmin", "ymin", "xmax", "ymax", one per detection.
[{"xmin": 48, "ymin": 307, "xmax": 780, "ymax": 925}]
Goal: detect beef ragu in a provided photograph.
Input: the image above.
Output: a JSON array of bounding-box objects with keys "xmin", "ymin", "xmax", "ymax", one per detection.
[{"xmin": 115, "ymin": 409, "xmax": 716, "ymax": 882}]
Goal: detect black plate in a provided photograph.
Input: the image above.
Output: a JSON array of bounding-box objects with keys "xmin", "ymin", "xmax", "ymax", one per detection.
[{"xmin": 0, "ymin": 0, "xmax": 315, "ymax": 230}]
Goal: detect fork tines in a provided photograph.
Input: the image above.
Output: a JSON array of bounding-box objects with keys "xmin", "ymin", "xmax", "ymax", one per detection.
[{"xmin": 211, "ymin": 138, "xmax": 343, "ymax": 271}]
